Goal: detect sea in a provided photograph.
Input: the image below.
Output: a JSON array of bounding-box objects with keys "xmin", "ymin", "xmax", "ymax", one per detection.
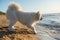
[{"xmin": 35, "ymin": 13, "xmax": 60, "ymax": 40}]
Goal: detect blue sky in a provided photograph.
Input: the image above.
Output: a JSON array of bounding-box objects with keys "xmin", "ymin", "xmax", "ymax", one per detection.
[{"xmin": 0, "ymin": 0, "xmax": 60, "ymax": 14}]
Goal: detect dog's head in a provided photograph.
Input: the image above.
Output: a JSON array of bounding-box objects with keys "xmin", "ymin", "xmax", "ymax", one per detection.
[
  {"xmin": 35, "ymin": 11, "xmax": 42, "ymax": 21},
  {"xmin": 32, "ymin": 11, "xmax": 42, "ymax": 26},
  {"xmin": 8, "ymin": 3, "xmax": 22, "ymax": 11}
]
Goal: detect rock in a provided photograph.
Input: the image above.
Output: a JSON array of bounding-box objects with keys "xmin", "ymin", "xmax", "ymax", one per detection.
[
  {"xmin": 0, "ymin": 27, "xmax": 40, "ymax": 40},
  {"xmin": 2, "ymin": 34, "xmax": 39, "ymax": 40}
]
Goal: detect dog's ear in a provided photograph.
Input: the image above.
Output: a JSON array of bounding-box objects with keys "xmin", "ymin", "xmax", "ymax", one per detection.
[
  {"xmin": 36, "ymin": 11, "xmax": 42, "ymax": 20},
  {"xmin": 36, "ymin": 11, "xmax": 40, "ymax": 16},
  {"xmin": 35, "ymin": 11, "xmax": 40, "ymax": 21}
]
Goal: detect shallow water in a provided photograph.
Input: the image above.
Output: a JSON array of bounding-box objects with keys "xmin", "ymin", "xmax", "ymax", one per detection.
[{"xmin": 35, "ymin": 13, "xmax": 60, "ymax": 40}]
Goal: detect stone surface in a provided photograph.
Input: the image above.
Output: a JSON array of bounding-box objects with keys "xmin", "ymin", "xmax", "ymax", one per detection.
[{"xmin": 0, "ymin": 27, "xmax": 40, "ymax": 40}]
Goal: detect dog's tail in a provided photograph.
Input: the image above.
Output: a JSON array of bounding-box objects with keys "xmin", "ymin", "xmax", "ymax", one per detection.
[{"xmin": 8, "ymin": 2, "xmax": 22, "ymax": 11}]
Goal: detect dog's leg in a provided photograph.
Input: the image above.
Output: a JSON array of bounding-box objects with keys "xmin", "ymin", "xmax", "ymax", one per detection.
[
  {"xmin": 9, "ymin": 20, "xmax": 17, "ymax": 31},
  {"xmin": 27, "ymin": 25, "xmax": 36, "ymax": 34}
]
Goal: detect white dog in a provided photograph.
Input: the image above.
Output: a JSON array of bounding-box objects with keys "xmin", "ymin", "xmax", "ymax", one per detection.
[{"xmin": 6, "ymin": 3, "xmax": 42, "ymax": 33}]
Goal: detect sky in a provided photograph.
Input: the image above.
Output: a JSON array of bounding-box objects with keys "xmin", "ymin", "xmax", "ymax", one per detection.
[{"xmin": 0, "ymin": 0, "xmax": 60, "ymax": 14}]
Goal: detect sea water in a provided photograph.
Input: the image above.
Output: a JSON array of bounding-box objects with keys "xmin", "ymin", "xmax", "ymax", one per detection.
[{"xmin": 35, "ymin": 13, "xmax": 60, "ymax": 40}]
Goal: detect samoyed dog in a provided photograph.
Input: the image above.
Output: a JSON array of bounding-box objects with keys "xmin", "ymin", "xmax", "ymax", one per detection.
[{"xmin": 6, "ymin": 3, "xmax": 42, "ymax": 33}]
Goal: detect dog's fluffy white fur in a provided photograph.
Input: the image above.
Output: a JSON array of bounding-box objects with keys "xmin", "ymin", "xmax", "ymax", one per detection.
[{"xmin": 6, "ymin": 3, "xmax": 42, "ymax": 33}]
